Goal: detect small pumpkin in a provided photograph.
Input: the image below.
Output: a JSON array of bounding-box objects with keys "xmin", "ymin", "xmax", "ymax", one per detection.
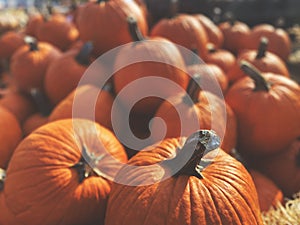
[
  {"xmin": 105, "ymin": 130, "xmax": 263, "ymax": 225},
  {"xmin": 0, "ymin": 31, "xmax": 25, "ymax": 61},
  {"xmin": 113, "ymin": 17, "xmax": 189, "ymax": 115},
  {"xmin": 227, "ymin": 37, "xmax": 289, "ymax": 84},
  {"xmin": 10, "ymin": 36, "xmax": 62, "ymax": 93},
  {"xmin": 150, "ymin": 74, "xmax": 237, "ymax": 153},
  {"xmin": 0, "ymin": 118, "xmax": 127, "ymax": 225},
  {"xmin": 76, "ymin": 0, "xmax": 148, "ymax": 56},
  {"xmin": 249, "ymin": 169, "xmax": 284, "ymax": 212},
  {"xmin": 24, "ymin": 12, "xmax": 44, "ymax": 37},
  {"xmin": 225, "ymin": 61, "xmax": 300, "ymax": 156},
  {"xmin": 0, "ymin": 106, "xmax": 22, "ymax": 169},
  {"xmin": 44, "ymin": 41, "xmax": 95, "ymax": 105}
]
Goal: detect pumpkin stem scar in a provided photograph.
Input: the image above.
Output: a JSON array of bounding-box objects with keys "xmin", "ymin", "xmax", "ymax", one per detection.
[
  {"xmin": 71, "ymin": 145, "xmax": 104, "ymax": 183},
  {"xmin": 0, "ymin": 168, "xmax": 6, "ymax": 190},
  {"xmin": 163, "ymin": 130, "xmax": 220, "ymax": 179},
  {"xmin": 239, "ymin": 60, "xmax": 271, "ymax": 92},
  {"xmin": 256, "ymin": 37, "xmax": 268, "ymax": 59},
  {"xmin": 75, "ymin": 41, "xmax": 93, "ymax": 66},
  {"xmin": 182, "ymin": 73, "xmax": 201, "ymax": 106},
  {"xmin": 127, "ymin": 16, "xmax": 145, "ymax": 42},
  {"xmin": 24, "ymin": 36, "xmax": 39, "ymax": 51}
]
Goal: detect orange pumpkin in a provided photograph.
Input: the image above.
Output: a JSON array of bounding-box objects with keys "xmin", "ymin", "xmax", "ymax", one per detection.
[
  {"xmin": 150, "ymin": 74, "xmax": 236, "ymax": 153},
  {"xmin": 0, "ymin": 31, "xmax": 25, "ymax": 61},
  {"xmin": 105, "ymin": 130, "xmax": 263, "ymax": 225},
  {"xmin": 0, "ymin": 106, "xmax": 22, "ymax": 169},
  {"xmin": 25, "ymin": 12, "xmax": 44, "ymax": 37},
  {"xmin": 225, "ymin": 61, "xmax": 300, "ymax": 156},
  {"xmin": 76, "ymin": 0, "xmax": 148, "ymax": 56},
  {"xmin": 249, "ymin": 169, "xmax": 284, "ymax": 212},
  {"xmin": 22, "ymin": 112, "xmax": 49, "ymax": 136},
  {"xmin": 10, "ymin": 37, "xmax": 62, "ymax": 93},
  {"xmin": 113, "ymin": 17, "xmax": 189, "ymax": 115},
  {"xmin": 0, "ymin": 119, "xmax": 127, "ymax": 225}
]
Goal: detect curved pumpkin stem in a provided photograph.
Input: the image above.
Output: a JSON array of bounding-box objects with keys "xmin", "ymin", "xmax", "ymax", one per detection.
[
  {"xmin": 0, "ymin": 168, "xmax": 6, "ymax": 190},
  {"xmin": 24, "ymin": 36, "xmax": 39, "ymax": 51},
  {"xmin": 127, "ymin": 16, "xmax": 145, "ymax": 42},
  {"xmin": 256, "ymin": 37, "xmax": 269, "ymax": 59},
  {"xmin": 75, "ymin": 42, "xmax": 93, "ymax": 66},
  {"xmin": 71, "ymin": 145, "xmax": 103, "ymax": 183},
  {"xmin": 240, "ymin": 60, "xmax": 270, "ymax": 92},
  {"xmin": 30, "ymin": 88, "xmax": 52, "ymax": 117},
  {"xmin": 163, "ymin": 130, "xmax": 220, "ymax": 179},
  {"xmin": 183, "ymin": 74, "xmax": 201, "ymax": 106}
]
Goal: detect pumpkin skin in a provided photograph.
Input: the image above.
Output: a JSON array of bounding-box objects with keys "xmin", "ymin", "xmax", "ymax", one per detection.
[
  {"xmin": 0, "ymin": 31, "xmax": 25, "ymax": 61},
  {"xmin": 76, "ymin": 0, "xmax": 148, "ymax": 56},
  {"xmin": 25, "ymin": 12, "xmax": 44, "ymax": 37},
  {"xmin": 150, "ymin": 14, "xmax": 208, "ymax": 60},
  {"xmin": 48, "ymin": 84, "xmax": 121, "ymax": 132},
  {"xmin": 249, "ymin": 170, "xmax": 284, "ymax": 212},
  {"xmin": 0, "ymin": 119, "xmax": 127, "ymax": 225},
  {"xmin": 193, "ymin": 14, "xmax": 224, "ymax": 48},
  {"xmin": 44, "ymin": 42, "xmax": 96, "ymax": 105},
  {"xmin": 105, "ymin": 130, "xmax": 263, "ymax": 225},
  {"xmin": 10, "ymin": 39, "xmax": 62, "ymax": 93},
  {"xmin": 247, "ymin": 24, "xmax": 291, "ymax": 61},
  {"xmin": 113, "ymin": 17, "xmax": 189, "ymax": 115},
  {"xmin": 225, "ymin": 62, "xmax": 300, "ymax": 156},
  {"xmin": 22, "ymin": 112, "xmax": 49, "ymax": 136},
  {"xmin": 227, "ymin": 37, "xmax": 289, "ymax": 84},
  {"xmin": 253, "ymin": 138, "xmax": 300, "ymax": 197},
  {"xmin": 35, "ymin": 14, "xmax": 79, "ymax": 51},
  {"xmin": 0, "ymin": 106, "xmax": 22, "ymax": 169}
]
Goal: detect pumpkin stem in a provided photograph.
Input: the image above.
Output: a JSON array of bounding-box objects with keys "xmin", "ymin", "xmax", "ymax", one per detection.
[
  {"xmin": 30, "ymin": 88, "xmax": 52, "ymax": 117},
  {"xmin": 256, "ymin": 37, "xmax": 269, "ymax": 59},
  {"xmin": 127, "ymin": 16, "xmax": 145, "ymax": 42},
  {"xmin": 97, "ymin": 0, "xmax": 108, "ymax": 3},
  {"xmin": 71, "ymin": 145, "xmax": 103, "ymax": 183},
  {"xmin": 0, "ymin": 168, "xmax": 6, "ymax": 190},
  {"xmin": 24, "ymin": 36, "xmax": 39, "ymax": 51},
  {"xmin": 183, "ymin": 74, "xmax": 201, "ymax": 106},
  {"xmin": 163, "ymin": 130, "xmax": 220, "ymax": 179},
  {"xmin": 240, "ymin": 60, "xmax": 270, "ymax": 92},
  {"xmin": 207, "ymin": 43, "xmax": 217, "ymax": 54},
  {"xmin": 166, "ymin": 0, "xmax": 179, "ymax": 18},
  {"xmin": 75, "ymin": 42, "xmax": 93, "ymax": 66}
]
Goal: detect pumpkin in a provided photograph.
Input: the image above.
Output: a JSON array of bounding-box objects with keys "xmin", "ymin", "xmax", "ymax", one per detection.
[
  {"xmin": 0, "ymin": 31, "xmax": 25, "ymax": 61},
  {"xmin": 150, "ymin": 74, "xmax": 236, "ymax": 153},
  {"xmin": 247, "ymin": 23, "xmax": 291, "ymax": 61},
  {"xmin": 204, "ymin": 43, "xmax": 236, "ymax": 74},
  {"xmin": 22, "ymin": 112, "xmax": 49, "ymax": 136},
  {"xmin": 0, "ymin": 90, "xmax": 36, "ymax": 124},
  {"xmin": 105, "ymin": 130, "xmax": 263, "ymax": 225},
  {"xmin": 0, "ymin": 106, "xmax": 22, "ymax": 169},
  {"xmin": 249, "ymin": 170, "xmax": 284, "ymax": 212},
  {"xmin": 150, "ymin": 13, "xmax": 208, "ymax": 61},
  {"xmin": 113, "ymin": 16, "xmax": 189, "ymax": 115},
  {"xmin": 0, "ymin": 118, "xmax": 127, "ymax": 225},
  {"xmin": 227, "ymin": 37, "xmax": 289, "ymax": 84},
  {"xmin": 253, "ymin": 137, "xmax": 300, "ymax": 197},
  {"xmin": 225, "ymin": 61, "xmax": 300, "ymax": 156},
  {"xmin": 25, "ymin": 12, "xmax": 44, "ymax": 37},
  {"xmin": 10, "ymin": 36, "xmax": 62, "ymax": 93},
  {"xmin": 76, "ymin": 0, "xmax": 148, "ymax": 57},
  {"xmin": 44, "ymin": 41, "xmax": 95, "ymax": 105},
  {"xmin": 218, "ymin": 19, "xmax": 250, "ymax": 54},
  {"xmin": 35, "ymin": 13, "xmax": 79, "ymax": 51},
  {"xmin": 187, "ymin": 63, "xmax": 229, "ymax": 95},
  {"xmin": 193, "ymin": 14, "xmax": 224, "ymax": 48},
  {"xmin": 48, "ymin": 84, "xmax": 121, "ymax": 132}
]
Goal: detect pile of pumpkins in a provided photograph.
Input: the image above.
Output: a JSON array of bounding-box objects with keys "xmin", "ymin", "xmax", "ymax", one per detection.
[{"xmin": 0, "ymin": 0, "xmax": 299, "ymax": 224}]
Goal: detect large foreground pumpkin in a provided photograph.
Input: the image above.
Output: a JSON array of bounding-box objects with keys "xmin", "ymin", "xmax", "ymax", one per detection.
[
  {"xmin": 105, "ymin": 130, "xmax": 263, "ymax": 225},
  {"xmin": 0, "ymin": 119, "xmax": 127, "ymax": 225}
]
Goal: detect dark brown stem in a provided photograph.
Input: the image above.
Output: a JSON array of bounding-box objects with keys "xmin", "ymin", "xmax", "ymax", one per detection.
[
  {"xmin": 97, "ymin": 0, "xmax": 108, "ymax": 3},
  {"xmin": 0, "ymin": 168, "xmax": 6, "ymax": 190},
  {"xmin": 166, "ymin": 0, "xmax": 179, "ymax": 19},
  {"xmin": 127, "ymin": 16, "xmax": 145, "ymax": 42},
  {"xmin": 183, "ymin": 74, "xmax": 201, "ymax": 106},
  {"xmin": 30, "ymin": 88, "xmax": 52, "ymax": 117},
  {"xmin": 240, "ymin": 60, "xmax": 270, "ymax": 92},
  {"xmin": 163, "ymin": 130, "xmax": 220, "ymax": 179},
  {"xmin": 256, "ymin": 37, "xmax": 269, "ymax": 59},
  {"xmin": 207, "ymin": 43, "xmax": 217, "ymax": 54},
  {"xmin": 24, "ymin": 36, "xmax": 39, "ymax": 51},
  {"xmin": 75, "ymin": 42, "xmax": 93, "ymax": 66},
  {"xmin": 71, "ymin": 145, "xmax": 101, "ymax": 183}
]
